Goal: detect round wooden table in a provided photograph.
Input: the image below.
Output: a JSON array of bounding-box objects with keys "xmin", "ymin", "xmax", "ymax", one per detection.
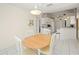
[{"xmin": 22, "ymin": 33, "xmax": 51, "ymax": 55}]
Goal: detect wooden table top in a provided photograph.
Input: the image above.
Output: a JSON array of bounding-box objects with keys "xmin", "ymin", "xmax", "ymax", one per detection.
[{"xmin": 22, "ymin": 33, "xmax": 51, "ymax": 49}]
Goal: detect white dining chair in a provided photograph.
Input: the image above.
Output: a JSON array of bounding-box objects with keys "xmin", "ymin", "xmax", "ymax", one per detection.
[
  {"xmin": 39, "ymin": 33, "xmax": 56, "ymax": 55},
  {"xmin": 14, "ymin": 35, "xmax": 25, "ymax": 55},
  {"xmin": 14, "ymin": 35, "xmax": 36, "ymax": 55}
]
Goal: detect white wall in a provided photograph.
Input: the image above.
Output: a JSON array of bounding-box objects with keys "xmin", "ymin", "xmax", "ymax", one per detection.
[{"xmin": 0, "ymin": 4, "xmax": 35, "ymax": 50}]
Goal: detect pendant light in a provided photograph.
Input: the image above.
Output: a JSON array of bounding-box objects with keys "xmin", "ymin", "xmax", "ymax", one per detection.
[{"xmin": 30, "ymin": 5, "xmax": 42, "ymax": 15}]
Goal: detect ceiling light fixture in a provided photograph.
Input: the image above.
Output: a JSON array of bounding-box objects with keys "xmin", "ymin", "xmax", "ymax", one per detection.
[{"xmin": 30, "ymin": 5, "xmax": 42, "ymax": 15}]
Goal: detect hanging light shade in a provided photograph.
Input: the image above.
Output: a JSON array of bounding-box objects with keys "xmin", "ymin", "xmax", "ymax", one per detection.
[
  {"xmin": 30, "ymin": 5, "xmax": 42, "ymax": 15},
  {"xmin": 30, "ymin": 9, "xmax": 42, "ymax": 15}
]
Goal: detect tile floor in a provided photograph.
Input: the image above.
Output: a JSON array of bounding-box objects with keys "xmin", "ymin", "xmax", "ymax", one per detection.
[{"xmin": 53, "ymin": 39, "xmax": 79, "ymax": 55}]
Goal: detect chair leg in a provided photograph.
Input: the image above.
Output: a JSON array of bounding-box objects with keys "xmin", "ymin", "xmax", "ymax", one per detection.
[{"xmin": 37, "ymin": 49, "xmax": 40, "ymax": 55}]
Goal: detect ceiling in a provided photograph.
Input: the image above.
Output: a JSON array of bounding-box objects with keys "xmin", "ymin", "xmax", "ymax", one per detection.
[{"xmin": 10, "ymin": 3, "xmax": 79, "ymax": 13}]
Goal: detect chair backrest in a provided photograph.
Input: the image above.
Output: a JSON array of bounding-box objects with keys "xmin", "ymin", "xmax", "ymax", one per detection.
[
  {"xmin": 14, "ymin": 35, "xmax": 23, "ymax": 54},
  {"xmin": 15, "ymin": 35, "xmax": 22, "ymax": 42},
  {"xmin": 48, "ymin": 33, "xmax": 56, "ymax": 54}
]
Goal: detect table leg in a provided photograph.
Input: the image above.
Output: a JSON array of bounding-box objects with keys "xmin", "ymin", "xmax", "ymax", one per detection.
[{"xmin": 37, "ymin": 49, "xmax": 40, "ymax": 55}]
